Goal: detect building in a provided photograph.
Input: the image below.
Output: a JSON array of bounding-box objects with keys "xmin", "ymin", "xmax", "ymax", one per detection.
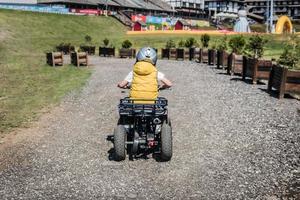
[
  {"xmin": 162, "ymin": 0, "xmax": 205, "ymax": 18},
  {"xmin": 133, "ymin": 21, "xmax": 147, "ymax": 31},
  {"xmin": 163, "ymin": 0, "xmax": 300, "ymax": 21},
  {"xmin": 174, "ymin": 19, "xmax": 190, "ymax": 30}
]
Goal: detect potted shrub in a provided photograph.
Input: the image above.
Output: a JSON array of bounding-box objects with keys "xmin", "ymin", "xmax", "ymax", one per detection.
[
  {"xmin": 216, "ymin": 36, "xmax": 229, "ymax": 69},
  {"xmin": 185, "ymin": 37, "xmax": 197, "ymax": 61},
  {"xmin": 242, "ymin": 34, "xmax": 271, "ymax": 84},
  {"xmin": 119, "ymin": 40, "xmax": 136, "ymax": 58},
  {"xmin": 199, "ymin": 34, "xmax": 210, "ymax": 63},
  {"xmin": 80, "ymin": 35, "xmax": 96, "ymax": 55},
  {"xmin": 175, "ymin": 40, "xmax": 185, "ymax": 60},
  {"xmin": 56, "ymin": 43, "xmax": 75, "ymax": 55},
  {"xmin": 162, "ymin": 39, "xmax": 176, "ymax": 59},
  {"xmin": 227, "ymin": 35, "xmax": 246, "ymax": 75},
  {"xmin": 99, "ymin": 38, "xmax": 115, "ymax": 57},
  {"xmin": 268, "ymin": 39, "xmax": 300, "ymax": 99}
]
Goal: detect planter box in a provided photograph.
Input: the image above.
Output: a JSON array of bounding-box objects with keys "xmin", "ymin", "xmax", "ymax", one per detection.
[
  {"xmin": 80, "ymin": 45, "xmax": 96, "ymax": 55},
  {"xmin": 99, "ymin": 47, "xmax": 115, "ymax": 57},
  {"xmin": 199, "ymin": 49, "xmax": 209, "ymax": 63},
  {"xmin": 217, "ymin": 50, "xmax": 229, "ymax": 69},
  {"xmin": 71, "ymin": 52, "xmax": 88, "ymax": 67},
  {"xmin": 176, "ymin": 48, "xmax": 185, "ymax": 60},
  {"xmin": 208, "ymin": 49, "xmax": 217, "ymax": 66},
  {"xmin": 268, "ymin": 65, "xmax": 300, "ymax": 99},
  {"xmin": 56, "ymin": 45, "xmax": 75, "ymax": 55},
  {"xmin": 119, "ymin": 48, "xmax": 136, "ymax": 58},
  {"xmin": 242, "ymin": 57, "xmax": 273, "ymax": 84},
  {"xmin": 161, "ymin": 48, "xmax": 170, "ymax": 59},
  {"xmin": 46, "ymin": 52, "xmax": 63, "ymax": 67},
  {"xmin": 169, "ymin": 48, "xmax": 177, "ymax": 59},
  {"xmin": 227, "ymin": 53, "xmax": 244, "ymax": 75}
]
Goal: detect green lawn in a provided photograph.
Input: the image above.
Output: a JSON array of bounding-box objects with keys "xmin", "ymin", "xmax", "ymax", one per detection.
[
  {"xmin": 0, "ymin": 9, "xmax": 291, "ymax": 134},
  {"xmin": 0, "ymin": 9, "xmax": 128, "ymax": 134}
]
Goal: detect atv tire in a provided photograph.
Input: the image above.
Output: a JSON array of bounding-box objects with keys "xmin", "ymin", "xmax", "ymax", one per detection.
[
  {"xmin": 160, "ymin": 122, "xmax": 172, "ymax": 161},
  {"xmin": 114, "ymin": 125, "xmax": 126, "ymax": 161}
]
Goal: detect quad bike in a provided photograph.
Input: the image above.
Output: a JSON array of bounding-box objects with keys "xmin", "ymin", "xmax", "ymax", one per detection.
[{"xmin": 113, "ymin": 95, "xmax": 172, "ymax": 161}]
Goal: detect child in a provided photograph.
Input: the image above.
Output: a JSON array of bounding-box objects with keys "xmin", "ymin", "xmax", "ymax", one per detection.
[{"xmin": 118, "ymin": 47, "xmax": 172, "ymax": 100}]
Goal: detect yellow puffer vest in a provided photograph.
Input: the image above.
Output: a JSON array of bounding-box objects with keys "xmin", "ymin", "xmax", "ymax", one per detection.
[{"xmin": 130, "ymin": 61, "xmax": 158, "ymax": 103}]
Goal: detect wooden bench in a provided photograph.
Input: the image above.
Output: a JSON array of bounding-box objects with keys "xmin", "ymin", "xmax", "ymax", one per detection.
[
  {"xmin": 227, "ymin": 53, "xmax": 243, "ymax": 75},
  {"xmin": 46, "ymin": 52, "xmax": 63, "ymax": 67},
  {"xmin": 268, "ymin": 65, "xmax": 300, "ymax": 99},
  {"xmin": 71, "ymin": 52, "xmax": 88, "ymax": 67},
  {"xmin": 243, "ymin": 57, "xmax": 273, "ymax": 84}
]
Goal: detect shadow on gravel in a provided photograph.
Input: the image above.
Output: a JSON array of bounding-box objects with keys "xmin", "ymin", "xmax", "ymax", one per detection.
[
  {"xmin": 216, "ymin": 72, "xmax": 228, "ymax": 75},
  {"xmin": 230, "ymin": 77, "xmax": 266, "ymax": 85},
  {"xmin": 106, "ymin": 135, "xmax": 163, "ymax": 162},
  {"xmin": 259, "ymin": 88, "xmax": 296, "ymax": 99}
]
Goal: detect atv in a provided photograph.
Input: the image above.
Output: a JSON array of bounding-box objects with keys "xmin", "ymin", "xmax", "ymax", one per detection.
[{"xmin": 113, "ymin": 97, "xmax": 172, "ymax": 161}]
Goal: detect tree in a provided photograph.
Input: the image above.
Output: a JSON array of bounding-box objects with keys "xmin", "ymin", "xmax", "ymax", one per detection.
[
  {"xmin": 245, "ymin": 34, "xmax": 268, "ymax": 58},
  {"xmin": 228, "ymin": 35, "xmax": 246, "ymax": 54},
  {"xmin": 121, "ymin": 40, "xmax": 132, "ymax": 49},
  {"xmin": 200, "ymin": 34, "xmax": 210, "ymax": 48}
]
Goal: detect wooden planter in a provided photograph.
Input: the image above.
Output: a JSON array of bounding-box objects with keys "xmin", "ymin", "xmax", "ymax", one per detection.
[
  {"xmin": 208, "ymin": 49, "xmax": 217, "ymax": 66},
  {"xmin": 169, "ymin": 48, "xmax": 177, "ymax": 59},
  {"xmin": 119, "ymin": 48, "xmax": 136, "ymax": 58},
  {"xmin": 242, "ymin": 57, "xmax": 273, "ymax": 84},
  {"xmin": 217, "ymin": 50, "xmax": 229, "ymax": 69},
  {"xmin": 161, "ymin": 48, "xmax": 170, "ymax": 59},
  {"xmin": 46, "ymin": 52, "xmax": 63, "ymax": 67},
  {"xmin": 227, "ymin": 53, "xmax": 244, "ymax": 75},
  {"xmin": 199, "ymin": 49, "xmax": 209, "ymax": 63},
  {"xmin": 80, "ymin": 46, "xmax": 96, "ymax": 55},
  {"xmin": 268, "ymin": 65, "xmax": 300, "ymax": 99},
  {"xmin": 71, "ymin": 52, "xmax": 88, "ymax": 67},
  {"xmin": 99, "ymin": 47, "xmax": 115, "ymax": 57},
  {"xmin": 176, "ymin": 48, "xmax": 184, "ymax": 60},
  {"xmin": 56, "ymin": 45, "xmax": 75, "ymax": 55}
]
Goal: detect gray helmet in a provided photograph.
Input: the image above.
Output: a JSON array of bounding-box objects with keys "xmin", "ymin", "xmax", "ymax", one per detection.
[{"xmin": 136, "ymin": 47, "xmax": 157, "ymax": 65}]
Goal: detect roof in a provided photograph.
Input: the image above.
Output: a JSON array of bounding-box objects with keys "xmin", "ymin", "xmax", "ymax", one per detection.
[
  {"xmin": 135, "ymin": 20, "xmax": 146, "ymax": 26},
  {"xmin": 38, "ymin": 0, "xmax": 173, "ymax": 12},
  {"xmin": 176, "ymin": 19, "xmax": 190, "ymax": 26}
]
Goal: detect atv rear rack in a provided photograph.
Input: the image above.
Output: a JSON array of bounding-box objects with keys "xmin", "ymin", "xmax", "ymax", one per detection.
[{"xmin": 119, "ymin": 97, "xmax": 168, "ymax": 116}]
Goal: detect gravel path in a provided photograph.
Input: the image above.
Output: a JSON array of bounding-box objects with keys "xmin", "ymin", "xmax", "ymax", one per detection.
[{"xmin": 0, "ymin": 58, "xmax": 299, "ymax": 199}]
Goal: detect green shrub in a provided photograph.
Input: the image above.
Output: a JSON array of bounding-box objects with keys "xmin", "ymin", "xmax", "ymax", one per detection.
[
  {"xmin": 229, "ymin": 35, "xmax": 246, "ymax": 54},
  {"xmin": 121, "ymin": 40, "xmax": 132, "ymax": 49},
  {"xmin": 245, "ymin": 34, "xmax": 268, "ymax": 58},
  {"xmin": 216, "ymin": 35, "xmax": 228, "ymax": 51},
  {"xmin": 200, "ymin": 34, "xmax": 210, "ymax": 48},
  {"xmin": 85, "ymin": 35, "xmax": 92, "ymax": 43},
  {"xmin": 165, "ymin": 39, "xmax": 176, "ymax": 49},
  {"xmin": 178, "ymin": 40, "xmax": 185, "ymax": 48},
  {"xmin": 278, "ymin": 45, "xmax": 299, "ymax": 69},
  {"xmin": 185, "ymin": 37, "xmax": 197, "ymax": 48},
  {"xmin": 103, "ymin": 38, "xmax": 109, "ymax": 47}
]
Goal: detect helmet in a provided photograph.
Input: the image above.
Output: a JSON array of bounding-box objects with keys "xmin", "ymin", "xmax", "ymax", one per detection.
[{"xmin": 136, "ymin": 47, "xmax": 157, "ymax": 65}]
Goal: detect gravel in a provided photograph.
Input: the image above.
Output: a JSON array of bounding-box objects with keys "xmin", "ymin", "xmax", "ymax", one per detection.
[{"xmin": 0, "ymin": 57, "xmax": 299, "ymax": 199}]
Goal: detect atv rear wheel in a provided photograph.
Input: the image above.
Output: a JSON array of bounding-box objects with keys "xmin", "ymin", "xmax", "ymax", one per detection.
[
  {"xmin": 114, "ymin": 125, "xmax": 126, "ymax": 161},
  {"xmin": 160, "ymin": 122, "xmax": 172, "ymax": 161}
]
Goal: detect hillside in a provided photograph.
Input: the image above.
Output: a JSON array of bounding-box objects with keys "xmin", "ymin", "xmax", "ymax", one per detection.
[{"xmin": 0, "ymin": 9, "xmax": 127, "ymax": 134}]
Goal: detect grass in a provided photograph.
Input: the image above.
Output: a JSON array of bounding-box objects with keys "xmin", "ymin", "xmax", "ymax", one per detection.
[
  {"xmin": 0, "ymin": 9, "xmax": 128, "ymax": 134},
  {"xmin": 0, "ymin": 9, "xmax": 293, "ymax": 134}
]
